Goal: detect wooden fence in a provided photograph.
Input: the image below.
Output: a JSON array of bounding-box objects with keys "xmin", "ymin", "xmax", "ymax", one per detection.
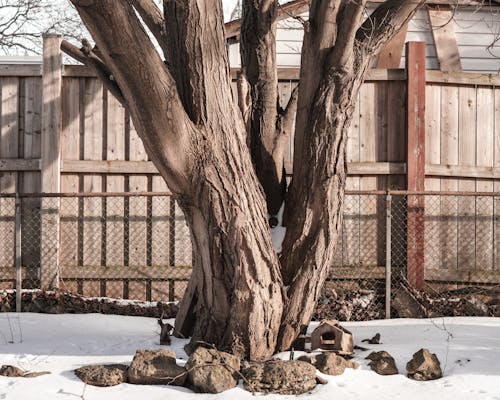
[{"xmin": 0, "ymin": 37, "xmax": 499, "ymax": 297}]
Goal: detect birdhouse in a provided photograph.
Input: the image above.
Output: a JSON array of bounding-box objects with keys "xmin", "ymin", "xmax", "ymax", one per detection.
[{"xmin": 310, "ymin": 320, "xmax": 354, "ymax": 354}]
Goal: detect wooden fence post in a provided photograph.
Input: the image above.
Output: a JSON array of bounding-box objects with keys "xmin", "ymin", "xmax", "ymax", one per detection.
[
  {"xmin": 406, "ymin": 42, "xmax": 426, "ymax": 290},
  {"xmin": 40, "ymin": 33, "xmax": 62, "ymax": 289}
]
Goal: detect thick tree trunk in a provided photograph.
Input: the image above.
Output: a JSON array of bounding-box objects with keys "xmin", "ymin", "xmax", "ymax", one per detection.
[{"xmin": 69, "ymin": 0, "xmax": 425, "ymax": 360}]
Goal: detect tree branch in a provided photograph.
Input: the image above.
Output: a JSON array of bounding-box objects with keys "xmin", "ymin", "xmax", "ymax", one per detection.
[
  {"xmin": 62, "ymin": 39, "xmax": 126, "ymax": 105},
  {"xmin": 127, "ymin": 0, "xmax": 169, "ymax": 57},
  {"xmin": 356, "ymin": 0, "xmax": 426, "ymax": 57},
  {"xmin": 69, "ymin": 0, "xmax": 193, "ymax": 193}
]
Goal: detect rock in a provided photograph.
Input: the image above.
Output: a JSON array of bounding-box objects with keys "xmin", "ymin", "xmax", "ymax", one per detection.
[
  {"xmin": 75, "ymin": 364, "xmax": 128, "ymax": 387},
  {"xmin": 314, "ymin": 353, "xmax": 358, "ymax": 376},
  {"xmin": 128, "ymin": 349, "xmax": 186, "ymax": 386},
  {"xmin": 0, "ymin": 365, "xmax": 26, "ymax": 377},
  {"xmin": 366, "ymin": 351, "xmax": 398, "ymax": 375},
  {"xmin": 185, "ymin": 347, "xmax": 240, "ymax": 393},
  {"xmin": 393, "ymin": 289, "xmax": 426, "ymax": 318},
  {"xmin": 316, "ymin": 375, "xmax": 328, "ymax": 385},
  {"xmin": 241, "ymin": 359, "xmax": 316, "ymax": 395},
  {"xmin": 406, "ymin": 349, "xmax": 442, "ymax": 381},
  {"xmin": 464, "ymin": 296, "xmax": 489, "ymax": 316},
  {"xmin": 362, "ymin": 333, "xmax": 381, "ymax": 344},
  {"xmin": 0, "ymin": 365, "xmax": 50, "ymax": 378}
]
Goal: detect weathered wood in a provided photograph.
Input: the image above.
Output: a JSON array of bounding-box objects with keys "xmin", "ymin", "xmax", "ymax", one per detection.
[
  {"xmin": 40, "ymin": 34, "xmax": 62, "ymax": 289},
  {"xmin": 21, "ymin": 77, "xmax": 42, "ymax": 273},
  {"xmin": 440, "ymin": 85, "xmax": 459, "ymax": 270},
  {"xmin": 105, "ymin": 93, "xmax": 126, "ymax": 268},
  {"xmin": 60, "ymin": 78, "xmax": 81, "ymax": 271},
  {"xmin": 377, "ymin": 23, "xmax": 408, "ymax": 68},
  {"xmin": 426, "ymin": 71, "xmax": 500, "ymax": 86},
  {"xmin": 127, "ymin": 118, "xmax": 149, "ymax": 271},
  {"xmin": 424, "ymin": 84, "xmax": 441, "ymax": 270},
  {"xmin": 427, "ymin": 5, "xmax": 462, "ymax": 72},
  {"xmin": 426, "ymin": 164, "xmax": 500, "ymax": 179},
  {"xmin": 0, "ymin": 159, "xmax": 40, "ymax": 171},
  {"xmin": 457, "ymin": 86, "xmax": 476, "ymax": 271},
  {"xmin": 61, "ymin": 160, "xmax": 159, "ymax": 174},
  {"xmin": 359, "ymin": 83, "xmax": 378, "ymax": 267},
  {"xmin": 151, "ymin": 176, "xmax": 170, "ymax": 267},
  {"xmin": 406, "ymin": 42, "xmax": 426, "ymax": 289},
  {"xmin": 475, "ymin": 87, "xmax": 494, "ymax": 271},
  {"xmin": 0, "ymin": 64, "xmax": 42, "ymax": 76},
  {"xmin": 494, "ymin": 88, "xmax": 500, "ymax": 270}
]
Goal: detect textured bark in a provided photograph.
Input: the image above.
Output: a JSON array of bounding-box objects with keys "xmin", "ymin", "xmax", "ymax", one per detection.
[
  {"xmin": 67, "ymin": 0, "xmax": 425, "ymax": 360},
  {"xmin": 278, "ymin": 0, "xmax": 425, "ymax": 351},
  {"xmin": 240, "ymin": 0, "xmax": 298, "ymax": 217}
]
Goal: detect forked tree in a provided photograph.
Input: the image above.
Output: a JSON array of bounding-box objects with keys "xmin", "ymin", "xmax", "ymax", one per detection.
[{"xmin": 65, "ymin": 0, "xmax": 424, "ymax": 361}]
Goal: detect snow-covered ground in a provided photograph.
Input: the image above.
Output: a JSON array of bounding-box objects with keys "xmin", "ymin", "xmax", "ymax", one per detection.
[{"xmin": 0, "ymin": 314, "xmax": 498, "ymax": 400}]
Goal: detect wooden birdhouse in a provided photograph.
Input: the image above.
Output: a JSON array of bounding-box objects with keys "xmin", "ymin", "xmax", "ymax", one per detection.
[{"xmin": 310, "ymin": 320, "xmax": 354, "ymax": 354}]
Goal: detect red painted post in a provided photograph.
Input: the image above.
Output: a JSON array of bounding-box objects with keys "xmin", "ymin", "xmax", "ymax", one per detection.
[{"xmin": 406, "ymin": 42, "xmax": 426, "ymax": 290}]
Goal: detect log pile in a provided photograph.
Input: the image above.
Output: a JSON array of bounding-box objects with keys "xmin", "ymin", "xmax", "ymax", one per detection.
[{"xmin": 0, "ymin": 290, "xmax": 178, "ymax": 318}]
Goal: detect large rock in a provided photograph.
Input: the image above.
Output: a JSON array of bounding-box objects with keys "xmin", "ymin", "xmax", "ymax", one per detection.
[
  {"xmin": 241, "ymin": 360, "xmax": 317, "ymax": 395},
  {"xmin": 298, "ymin": 353, "xmax": 358, "ymax": 376},
  {"xmin": 74, "ymin": 364, "xmax": 128, "ymax": 387},
  {"xmin": 185, "ymin": 347, "xmax": 240, "ymax": 393},
  {"xmin": 406, "ymin": 349, "xmax": 442, "ymax": 381},
  {"xmin": 366, "ymin": 351, "xmax": 398, "ymax": 375},
  {"xmin": 128, "ymin": 349, "xmax": 186, "ymax": 386}
]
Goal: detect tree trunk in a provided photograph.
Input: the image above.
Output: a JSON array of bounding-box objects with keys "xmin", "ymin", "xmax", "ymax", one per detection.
[{"xmin": 68, "ymin": 0, "xmax": 425, "ymax": 360}]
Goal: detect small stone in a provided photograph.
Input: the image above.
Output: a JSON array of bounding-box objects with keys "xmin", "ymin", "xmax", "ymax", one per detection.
[
  {"xmin": 366, "ymin": 351, "xmax": 398, "ymax": 375},
  {"xmin": 185, "ymin": 347, "xmax": 240, "ymax": 393},
  {"xmin": 362, "ymin": 333, "xmax": 381, "ymax": 344},
  {"xmin": 316, "ymin": 375, "xmax": 328, "ymax": 385},
  {"xmin": 315, "ymin": 353, "xmax": 355, "ymax": 376},
  {"xmin": 128, "ymin": 349, "xmax": 186, "ymax": 386},
  {"xmin": 406, "ymin": 349, "xmax": 442, "ymax": 381},
  {"xmin": 75, "ymin": 364, "xmax": 127, "ymax": 387},
  {"xmin": 241, "ymin": 359, "xmax": 316, "ymax": 395}
]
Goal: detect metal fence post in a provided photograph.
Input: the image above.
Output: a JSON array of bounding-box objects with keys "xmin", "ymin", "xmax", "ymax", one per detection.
[
  {"xmin": 15, "ymin": 194, "xmax": 22, "ymax": 313},
  {"xmin": 385, "ymin": 192, "xmax": 392, "ymax": 319}
]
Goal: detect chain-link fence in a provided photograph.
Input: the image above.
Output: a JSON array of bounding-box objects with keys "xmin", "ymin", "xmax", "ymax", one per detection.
[{"xmin": 0, "ymin": 191, "xmax": 499, "ymax": 319}]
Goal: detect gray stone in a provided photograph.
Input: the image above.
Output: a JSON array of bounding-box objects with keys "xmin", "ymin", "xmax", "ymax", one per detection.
[
  {"xmin": 75, "ymin": 364, "xmax": 128, "ymax": 387},
  {"xmin": 241, "ymin": 359, "xmax": 317, "ymax": 395},
  {"xmin": 366, "ymin": 351, "xmax": 399, "ymax": 375},
  {"xmin": 128, "ymin": 349, "xmax": 186, "ymax": 386},
  {"xmin": 185, "ymin": 347, "xmax": 240, "ymax": 393},
  {"xmin": 393, "ymin": 290, "xmax": 426, "ymax": 318},
  {"xmin": 406, "ymin": 348, "xmax": 442, "ymax": 381}
]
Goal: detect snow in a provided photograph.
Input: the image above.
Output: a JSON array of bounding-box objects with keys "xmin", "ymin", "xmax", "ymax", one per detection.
[
  {"xmin": 270, "ymin": 202, "xmax": 286, "ymax": 253},
  {"xmin": 0, "ymin": 314, "xmax": 499, "ymax": 400}
]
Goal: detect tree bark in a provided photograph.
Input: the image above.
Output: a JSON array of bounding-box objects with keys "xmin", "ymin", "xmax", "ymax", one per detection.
[{"xmin": 68, "ymin": 0, "xmax": 425, "ymax": 360}]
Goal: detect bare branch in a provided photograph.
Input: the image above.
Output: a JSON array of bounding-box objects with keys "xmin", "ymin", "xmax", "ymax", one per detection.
[
  {"xmin": 356, "ymin": 0, "xmax": 426, "ymax": 57},
  {"xmin": 127, "ymin": 0, "xmax": 169, "ymax": 56}
]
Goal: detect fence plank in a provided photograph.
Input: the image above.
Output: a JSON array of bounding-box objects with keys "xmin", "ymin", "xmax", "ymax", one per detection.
[
  {"xmin": 457, "ymin": 86, "xmax": 476, "ymax": 272},
  {"xmin": 0, "ymin": 77, "xmax": 19, "ymax": 269},
  {"xmin": 60, "ymin": 78, "xmax": 80, "ymax": 271},
  {"xmin": 128, "ymin": 118, "xmax": 148, "ymax": 274},
  {"xmin": 359, "ymin": 82, "xmax": 378, "ymax": 267},
  {"xmin": 106, "ymin": 93, "xmax": 125, "ymax": 271},
  {"xmin": 21, "ymin": 77, "xmax": 42, "ymax": 276},
  {"xmin": 494, "ymin": 88, "xmax": 500, "ymax": 271},
  {"xmin": 82, "ymin": 78, "xmax": 103, "ymax": 274},
  {"xmin": 40, "ymin": 34, "xmax": 62, "ymax": 289},
  {"xmin": 475, "ymin": 87, "xmax": 494, "ymax": 271},
  {"xmin": 424, "ymin": 84, "xmax": 442, "ymax": 270},
  {"xmin": 343, "ymin": 92, "xmax": 360, "ymax": 267},
  {"xmin": 151, "ymin": 176, "xmax": 170, "ymax": 266},
  {"xmin": 440, "ymin": 85, "xmax": 459, "ymax": 270}
]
